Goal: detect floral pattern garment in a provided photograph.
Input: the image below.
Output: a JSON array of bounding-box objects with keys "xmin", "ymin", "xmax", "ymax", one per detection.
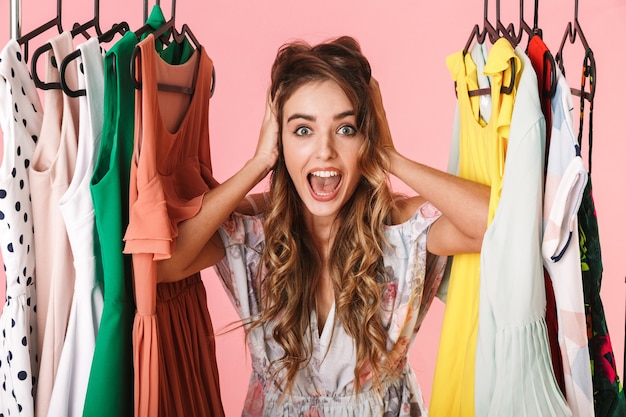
[
  {"xmin": 577, "ymin": 178, "xmax": 626, "ymax": 416},
  {"xmin": 214, "ymin": 202, "xmax": 447, "ymax": 417}
]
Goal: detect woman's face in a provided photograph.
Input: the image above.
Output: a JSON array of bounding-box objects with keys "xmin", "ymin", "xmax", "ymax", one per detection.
[{"xmin": 281, "ymin": 80, "xmax": 365, "ymax": 224}]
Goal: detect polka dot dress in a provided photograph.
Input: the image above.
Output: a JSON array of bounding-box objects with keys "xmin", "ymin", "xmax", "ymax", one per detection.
[{"xmin": 0, "ymin": 39, "xmax": 43, "ymax": 417}]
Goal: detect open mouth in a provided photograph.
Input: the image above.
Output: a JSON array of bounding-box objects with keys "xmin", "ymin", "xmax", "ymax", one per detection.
[{"xmin": 308, "ymin": 170, "xmax": 342, "ymax": 198}]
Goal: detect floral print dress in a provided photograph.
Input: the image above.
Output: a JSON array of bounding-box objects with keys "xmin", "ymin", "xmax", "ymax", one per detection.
[{"xmin": 214, "ymin": 202, "xmax": 447, "ymax": 417}]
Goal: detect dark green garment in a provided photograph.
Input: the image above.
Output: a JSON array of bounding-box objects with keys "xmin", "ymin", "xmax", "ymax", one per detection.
[
  {"xmin": 83, "ymin": 6, "xmax": 193, "ymax": 417},
  {"xmin": 578, "ymin": 177, "xmax": 626, "ymax": 417}
]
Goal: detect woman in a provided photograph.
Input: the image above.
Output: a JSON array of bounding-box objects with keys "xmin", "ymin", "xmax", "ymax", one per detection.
[{"xmin": 157, "ymin": 36, "xmax": 489, "ymax": 416}]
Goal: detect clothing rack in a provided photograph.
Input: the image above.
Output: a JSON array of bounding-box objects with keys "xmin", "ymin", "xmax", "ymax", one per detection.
[
  {"xmin": 5, "ymin": 0, "xmax": 623, "ymax": 403},
  {"xmin": 10, "ymin": 0, "xmax": 21, "ymax": 39},
  {"xmin": 10, "ymin": 0, "xmax": 156, "ymax": 44}
]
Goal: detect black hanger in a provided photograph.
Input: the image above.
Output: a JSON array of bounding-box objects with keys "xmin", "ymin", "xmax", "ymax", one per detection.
[
  {"xmin": 511, "ymin": 0, "xmax": 557, "ymax": 98},
  {"xmin": 69, "ymin": 0, "xmax": 109, "ymax": 39},
  {"xmin": 576, "ymin": 48, "xmax": 595, "ymax": 171},
  {"xmin": 494, "ymin": 0, "xmax": 519, "ymax": 48},
  {"xmin": 30, "ymin": 24, "xmax": 92, "ymax": 90},
  {"xmin": 29, "ymin": 0, "xmax": 100, "ymax": 91},
  {"xmin": 555, "ymin": 0, "xmax": 596, "ymax": 103},
  {"xmin": 16, "ymin": 0, "xmax": 64, "ymax": 63},
  {"xmin": 59, "ymin": 21, "xmax": 130, "ymax": 97},
  {"xmin": 508, "ymin": 0, "xmax": 538, "ymax": 46},
  {"xmin": 130, "ymin": 0, "xmax": 216, "ymax": 97},
  {"xmin": 460, "ymin": 0, "xmax": 517, "ymax": 97}
]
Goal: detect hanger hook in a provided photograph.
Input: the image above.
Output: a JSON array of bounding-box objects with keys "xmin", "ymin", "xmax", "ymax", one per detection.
[
  {"xmin": 94, "ymin": 0, "xmax": 102, "ymax": 36},
  {"xmin": 15, "ymin": 0, "xmax": 63, "ymax": 62},
  {"xmin": 57, "ymin": 0, "xmax": 63, "ymax": 32},
  {"xmin": 496, "ymin": 0, "xmax": 501, "ymax": 24}
]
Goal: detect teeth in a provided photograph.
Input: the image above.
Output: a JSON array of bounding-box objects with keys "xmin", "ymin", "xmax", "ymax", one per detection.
[{"xmin": 310, "ymin": 170, "xmax": 339, "ymax": 178}]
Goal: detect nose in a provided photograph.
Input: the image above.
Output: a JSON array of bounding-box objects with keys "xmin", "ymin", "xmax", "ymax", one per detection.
[{"xmin": 316, "ymin": 131, "xmax": 337, "ymax": 160}]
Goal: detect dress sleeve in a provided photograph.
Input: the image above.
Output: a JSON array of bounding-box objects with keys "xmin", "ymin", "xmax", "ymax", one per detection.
[
  {"xmin": 381, "ymin": 201, "xmax": 447, "ymax": 346},
  {"xmin": 213, "ymin": 212, "xmax": 266, "ymax": 322}
]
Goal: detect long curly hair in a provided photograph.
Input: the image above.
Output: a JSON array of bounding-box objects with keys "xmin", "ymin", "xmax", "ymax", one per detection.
[{"xmin": 252, "ymin": 36, "xmax": 397, "ymax": 393}]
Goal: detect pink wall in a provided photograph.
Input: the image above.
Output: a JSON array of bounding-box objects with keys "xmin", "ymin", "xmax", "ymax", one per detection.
[{"xmin": 1, "ymin": 1, "xmax": 624, "ymax": 415}]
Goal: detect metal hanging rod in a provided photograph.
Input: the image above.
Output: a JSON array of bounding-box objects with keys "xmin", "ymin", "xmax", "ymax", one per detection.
[{"xmin": 10, "ymin": 0, "xmax": 22, "ymax": 38}]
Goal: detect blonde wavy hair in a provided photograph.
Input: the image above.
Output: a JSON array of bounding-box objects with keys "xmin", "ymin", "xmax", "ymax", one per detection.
[{"xmin": 252, "ymin": 36, "xmax": 397, "ymax": 393}]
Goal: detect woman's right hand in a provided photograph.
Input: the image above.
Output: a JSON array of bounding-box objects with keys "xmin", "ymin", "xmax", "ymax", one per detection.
[{"xmin": 254, "ymin": 88, "xmax": 280, "ymax": 176}]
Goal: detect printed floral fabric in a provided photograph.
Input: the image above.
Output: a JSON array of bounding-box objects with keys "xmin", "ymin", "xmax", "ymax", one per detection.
[
  {"xmin": 577, "ymin": 177, "xmax": 626, "ymax": 416},
  {"xmin": 214, "ymin": 202, "xmax": 447, "ymax": 417}
]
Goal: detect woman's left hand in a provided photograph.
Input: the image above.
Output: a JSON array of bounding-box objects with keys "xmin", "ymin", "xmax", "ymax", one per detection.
[{"xmin": 369, "ymin": 77, "xmax": 395, "ymax": 157}]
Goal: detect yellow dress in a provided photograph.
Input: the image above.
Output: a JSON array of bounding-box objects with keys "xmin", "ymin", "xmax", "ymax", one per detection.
[{"xmin": 429, "ymin": 38, "xmax": 518, "ymax": 417}]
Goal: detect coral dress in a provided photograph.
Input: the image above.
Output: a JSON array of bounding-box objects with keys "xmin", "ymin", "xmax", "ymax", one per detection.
[{"xmin": 123, "ymin": 33, "xmax": 223, "ymax": 417}]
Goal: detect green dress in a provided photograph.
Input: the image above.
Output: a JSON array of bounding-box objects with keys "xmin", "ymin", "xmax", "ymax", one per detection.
[{"xmin": 83, "ymin": 6, "xmax": 194, "ymax": 416}]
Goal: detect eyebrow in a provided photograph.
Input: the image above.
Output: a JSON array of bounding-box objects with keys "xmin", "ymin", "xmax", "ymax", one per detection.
[{"xmin": 286, "ymin": 110, "xmax": 355, "ymax": 123}]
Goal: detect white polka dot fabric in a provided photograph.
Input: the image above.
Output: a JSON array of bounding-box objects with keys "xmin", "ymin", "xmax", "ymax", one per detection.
[{"xmin": 0, "ymin": 38, "xmax": 43, "ymax": 417}]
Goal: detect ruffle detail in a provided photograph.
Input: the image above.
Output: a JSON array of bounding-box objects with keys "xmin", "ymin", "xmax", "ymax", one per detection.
[{"xmin": 487, "ymin": 317, "xmax": 571, "ymax": 416}]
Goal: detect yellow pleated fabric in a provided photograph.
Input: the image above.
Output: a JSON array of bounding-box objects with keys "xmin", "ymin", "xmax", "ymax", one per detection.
[{"xmin": 429, "ymin": 38, "xmax": 517, "ymax": 417}]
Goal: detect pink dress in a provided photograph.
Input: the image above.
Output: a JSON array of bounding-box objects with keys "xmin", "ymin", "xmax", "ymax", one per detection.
[{"xmin": 28, "ymin": 31, "xmax": 79, "ymax": 417}]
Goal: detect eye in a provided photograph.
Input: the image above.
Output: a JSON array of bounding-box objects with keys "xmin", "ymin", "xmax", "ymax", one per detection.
[
  {"xmin": 294, "ymin": 126, "xmax": 312, "ymax": 136},
  {"xmin": 337, "ymin": 125, "xmax": 357, "ymax": 136}
]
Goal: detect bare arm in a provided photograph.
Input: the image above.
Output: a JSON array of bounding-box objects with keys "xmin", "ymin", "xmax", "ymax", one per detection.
[
  {"xmin": 370, "ymin": 78, "xmax": 489, "ymax": 255},
  {"xmin": 157, "ymin": 93, "xmax": 279, "ymax": 282},
  {"xmin": 388, "ymin": 154, "xmax": 489, "ymax": 255}
]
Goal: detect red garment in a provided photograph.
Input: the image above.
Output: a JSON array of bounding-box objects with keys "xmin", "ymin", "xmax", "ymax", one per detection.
[{"xmin": 527, "ymin": 34, "xmax": 565, "ymax": 395}]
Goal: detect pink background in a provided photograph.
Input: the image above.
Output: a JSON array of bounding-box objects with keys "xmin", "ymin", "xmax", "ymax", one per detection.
[{"xmin": 1, "ymin": 1, "xmax": 624, "ymax": 415}]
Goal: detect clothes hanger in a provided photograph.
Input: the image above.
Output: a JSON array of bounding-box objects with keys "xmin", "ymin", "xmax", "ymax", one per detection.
[
  {"xmin": 135, "ymin": 1, "xmax": 173, "ymax": 41},
  {"xmin": 494, "ymin": 0, "xmax": 519, "ymax": 48},
  {"xmin": 459, "ymin": 0, "xmax": 517, "ymax": 97},
  {"xmin": 68, "ymin": 0, "xmax": 108, "ymax": 39},
  {"xmin": 555, "ymin": 0, "xmax": 595, "ymax": 171},
  {"xmin": 511, "ymin": 0, "xmax": 557, "ymax": 98},
  {"xmin": 59, "ymin": 21, "xmax": 130, "ymax": 97},
  {"xmin": 506, "ymin": 0, "xmax": 535, "ymax": 46},
  {"xmin": 57, "ymin": 0, "xmax": 130, "ymax": 96},
  {"xmin": 555, "ymin": 0, "xmax": 596, "ymax": 103},
  {"xmin": 29, "ymin": 0, "xmax": 98, "ymax": 91},
  {"xmin": 15, "ymin": 0, "xmax": 63, "ymax": 63},
  {"xmin": 575, "ymin": 48, "xmax": 595, "ymax": 171},
  {"xmin": 130, "ymin": 0, "xmax": 216, "ymax": 97}
]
